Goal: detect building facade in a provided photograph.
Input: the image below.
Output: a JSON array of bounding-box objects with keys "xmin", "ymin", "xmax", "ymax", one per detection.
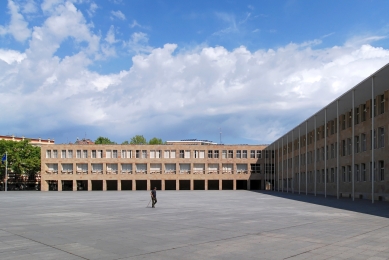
[
  {"xmin": 41, "ymin": 144, "xmax": 268, "ymax": 191},
  {"xmin": 265, "ymin": 63, "xmax": 389, "ymax": 202},
  {"xmin": 0, "ymin": 135, "xmax": 54, "ymax": 147}
]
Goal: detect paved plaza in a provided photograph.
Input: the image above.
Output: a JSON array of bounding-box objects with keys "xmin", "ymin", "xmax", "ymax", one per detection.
[{"xmin": 0, "ymin": 191, "xmax": 388, "ymax": 260}]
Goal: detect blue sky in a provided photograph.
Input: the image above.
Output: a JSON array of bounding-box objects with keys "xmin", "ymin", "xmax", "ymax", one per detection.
[{"xmin": 0, "ymin": 0, "xmax": 389, "ymax": 145}]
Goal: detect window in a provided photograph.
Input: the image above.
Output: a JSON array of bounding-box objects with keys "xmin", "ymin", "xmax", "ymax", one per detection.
[
  {"xmin": 330, "ymin": 144, "xmax": 334, "ymax": 159},
  {"xmin": 347, "ymin": 165, "xmax": 352, "ymax": 183},
  {"xmin": 250, "ymin": 150, "xmax": 255, "ymax": 158},
  {"xmin": 164, "ymin": 150, "xmax": 170, "ymax": 158},
  {"xmin": 331, "ymin": 121, "xmax": 335, "ymax": 135},
  {"xmin": 136, "ymin": 150, "xmax": 141, "ymax": 158},
  {"xmin": 142, "ymin": 150, "xmax": 147, "ymax": 159},
  {"xmin": 355, "ymin": 164, "xmax": 360, "ymax": 182},
  {"xmin": 92, "ymin": 150, "xmax": 96, "ymax": 158},
  {"xmin": 122, "ymin": 150, "xmax": 132, "ymax": 159},
  {"xmin": 171, "ymin": 150, "xmax": 176, "ymax": 158},
  {"xmin": 379, "ymin": 161, "xmax": 385, "ymax": 181},
  {"xmin": 242, "ymin": 150, "xmax": 247, "ymax": 158},
  {"xmin": 373, "ymin": 98, "xmax": 377, "ymax": 117},
  {"xmin": 236, "ymin": 150, "xmax": 241, "ymax": 158},
  {"xmin": 61, "ymin": 150, "xmax": 66, "ymax": 158},
  {"xmin": 380, "ymin": 94, "xmax": 385, "ymax": 114},
  {"xmin": 361, "ymin": 133, "xmax": 367, "ymax": 152},
  {"xmin": 179, "ymin": 150, "xmax": 184, "ymax": 158},
  {"xmin": 342, "ymin": 115, "xmax": 346, "ymax": 130},
  {"xmin": 361, "ymin": 163, "xmax": 366, "ymax": 182},
  {"xmin": 370, "ymin": 162, "xmax": 376, "ymax": 181},
  {"xmin": 342, "ymin": 167, "xmax": 346, "ymax": 182},
  {"xmin": 46, "ymin": 163, "xmax": 58, "ymax": 172},
  {"xmin": 122, "ymin": 164, "xmax": 132, "ymax": 173},
  {"xmin": 347, "ymin": 111, "xmax": 352, "ymax": 128},
  {"xmin": 355, "ymin": 107, "xmax": 359, "ymax": 125},
  {"xmin": 321, "ymin": 147, "xmax": 324, "ymax": 161},
  {"xmin": 92, "ymin": 163, "xmax": 103, "ymax": 172},
  {"xmin": 371, "ymin": 130, "xmax": 377, "ymax": 149},
  {"xmin": 342, "ymin": 140, "xmax": 346, "ymax": 156},
  {"xmin": 184, "ymin": 150, "xmax": 190, "ymax": 159},
  {"xmin": 76, "ymin": 150, "xmax": 81, "ymax": 158},
  {"xmin": 194, "ymin": 150, "xmax": 204, "ymax": 158},
  {"xmin": 46, "ymin": 150, "xmax": 51, "ymax": 158},
  {"xmin": 97, "ymin": 150, "xmax": 102, "ymax": 158},
  {"xmin": 113, "ymin": 150, "xmax": 118, "ymax": 158},
  {"xmin": 214, "ymin": 150, "xmax": 219, "ymax": 158},
  {"xmin": 107, "ymin": 163, "xmax": 118, "ymax": 173},
  {"xmin": 77, "ymin": 163, "xmax": 88, "ymax": 173},
  {"xmin": 150, "ymin": 150, "xmax": 155, "ymax": 158},
  {"xmin": 53, "ymin": 150, "xmax": 58, "ymax": 158},
  {"xmin": 361, "ymin": 104, "xmax": 367, "ymax": 122},
  {"xmin": 208, "ymin": 150, "xmax": 213, "ymax": 158},
  {"xmin": 347, "ymin": 138, "xmax": 352, "ymax": 155},
  {"xmin": 331, "ymin": 168, "xmax": 335, "ymax": 183},
  {"xmin": 378, "ymin": 127, "xmax": 385, "ymax": 148},
  {"xmin": 256, "ymin": 150, "xmax": 262, "ymax": 158},
  {"xmin": 68, "ymin": 150, "xmax": 73, "ymax": 158},
  {"xmin": 355, "ymin": 136, "xmax": 360, "ymax": 153},
  {"xmin": 250, "ymin": 164, "xmax": 261, "ymax": 173},
  {"xmin": 106, "ymin": 150, "xmax": 111, "ymax": 158},
  {"xmin": 222, "ymin": 150, "xmax": 227, "ymax": 159},
  {"xmin": 228, "ymin": 150, "xmax": 233, "ymax": 158}
]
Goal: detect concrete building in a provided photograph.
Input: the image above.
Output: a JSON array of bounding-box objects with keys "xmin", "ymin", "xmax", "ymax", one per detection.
[
  {"xmin": 40, "ymin": 143, "xmax": 268, "ymax": 191},
  {"xmin": 0, "ymin": 135, "xmax": 54, "ymax": 146},
  {"xmin": 265, "ymin": 63, "xmax": 389, "ymax": 202}
]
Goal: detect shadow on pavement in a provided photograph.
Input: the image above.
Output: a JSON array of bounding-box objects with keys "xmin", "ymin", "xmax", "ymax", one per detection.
[{"xmin": 251, "ymin": 190, "xmax": 389, "ymax": 219}]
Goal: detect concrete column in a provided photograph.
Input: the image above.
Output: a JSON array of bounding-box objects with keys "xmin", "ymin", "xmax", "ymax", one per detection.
[
  {"xmin": 176, "ymin": 179, "xmax": 179, "ymax": 190},
  {"xmin": 325, "ymin": 108, "xmax": 327, "ymax": 198},
  {"xmin": 41, "ymin": 180, "xmax": 48, "ymax": 191},
  {"xmin": 205, "ymin": 179, "xmax": 208, "ymax": 190},
  {"xmin": 337, "ymin": 100, "xmax": 339, "ymax": 199},
  {"xmin": 371, "ymin": 77, "xmax": 375, "ymax": 203},
  {"xmin": 58, "ymin": 180, "xmax": 62, "ymax": 191},
  {"xmin": 314, "ymin": 115, "xmax": 317, "ymax": 196},
  {"xmin": 352, "ymin": 89, "xmax": 355, "ymax": 201},
  {"xmin": 161, "ymin": 179, "xmax": 165, "ymax": 190},
  {"xmin": 219, "ymin": 179, "xmax": 222, "ymax": 190},
  {"xmin": 190, "ymin": 179, "xmax": 194, "ymax": 190},
  {"xmin": 132, "ymin": 179, "xmax": 136, "ymax": 190},
  {"xmin": 147, "ymin": 179, "xmax": 150, "ymax": 190},
  {"xmin": 73, "ymin": 180, "xmax": 77, "ymax": 191},
  {"xmin": 103, "ymin": 180, "xmax": 107, "ymax": 191},
  {"xmin": 88, "ymin": 180, "xmax": 92, "ymax": 191},
  {"xmin": 118, "ymin": 180, "xmax": 121, "ymax": 191},
  {"xmin": 233, "ymin": 179, "xmax": 236, "ymax": 190},
  {"xmin": 247, "ymin": 179, "xmax": 250, "ymax": 190}
]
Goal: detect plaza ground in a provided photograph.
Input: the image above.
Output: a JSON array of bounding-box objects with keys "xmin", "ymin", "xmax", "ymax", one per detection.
[{"xmin": 0, "ymin": 191, "xmax": 388, "ymax": 260}]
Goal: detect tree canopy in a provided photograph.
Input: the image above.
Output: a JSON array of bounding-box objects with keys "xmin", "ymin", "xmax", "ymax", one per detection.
[
  {"xmin": 130, "ymin": 135, "xmax": 147, "ymax": 144},
  {"xmin": 94, "ymin": 136, "xmax": 116, "ymax": 144},
  {"xmin": 0, "ymin": 140, "xmax": 41, "ymax": 176},
  {"xmin": 148, "ymin": 137, "xmax": 163, "ymax": 145},
  {"xmin": 121, "ymin": 140, "xmax": 130, "ymax": 145}
]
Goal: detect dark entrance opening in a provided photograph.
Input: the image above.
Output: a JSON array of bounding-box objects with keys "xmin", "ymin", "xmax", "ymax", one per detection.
[
  {"xmin": 150, "ymin": 180, "xmax": 162, "ymax": 190},
  {"xmin": 250, "ymin": 180, "xmax": 261, "ymax": 190},
  {"xmin": 62, "ymin": 180, "xmax": 73, "ymax": 191},
  {"xmin": 179, "ymin": 180, "xmax": 190, "ymax": 190},
  {"xmin": 165, "ymin": 180, "xmax": 176, "ymax": 190},
  {"xmin": 76, "ymin": 180, "xmax": 88, "ymax": 191},
  {"xmin": 121, "ymin": 180, "xmax": 132, "ymax": 190},
  {"xmin": 136, "ymin": 180, "xmax": 147, "ymax": 190},
  {"xmin": 47, "ymin": 180, "xmax": 58, "ymax": 191},
  {"xmin": 222, "ymin": 180, "xmax": 233, "ymax": 190},
  {"xmin": 92, "ymin": 180, "xmax": 103, "ymax": 191},
  {"xmin": 194, "ymin": 180, "xmax": 205, "ymax": 190},
  {"xmin": 236, "ymin": 180, "xmax": 247, "ymax": 190},
  {"xmin": 107, "ymin": 180, "xmax": 117, "ymax": 190},
  {"xmin": 208, "ymin": 180, "xmax": 219, "ymax": 190}
]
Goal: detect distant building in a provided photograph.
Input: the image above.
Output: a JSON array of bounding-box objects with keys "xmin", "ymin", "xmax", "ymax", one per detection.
[
  {"xmin": 0, "ymin": 135, "xmax": 54, "ymax": 147},
  {"xmin": 73, "ymin": 138, "xmax": 95, "ymax": 145},
  {"xmin": 166, "ymin": 139, "xmax": 217, "ymax": 145}
]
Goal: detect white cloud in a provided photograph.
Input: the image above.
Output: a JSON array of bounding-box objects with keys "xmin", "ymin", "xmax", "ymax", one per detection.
[
  {"xmin": 111, "ymin": 10, "xmax": 125, "ymax": 20},
  {"xmin": 20, "ymin": 0, "xmax": 38, "ymax": 14},
  {"xmin": 1, "ymin": 5, "xmax": 389, "ymax": 144},
  {"xmin": 0, "ymin": 0, "xmax": 31, "ymax": 42},
  {"xmin": 87, "ymin": 2, "xmax": 98, "ymax": 17}
]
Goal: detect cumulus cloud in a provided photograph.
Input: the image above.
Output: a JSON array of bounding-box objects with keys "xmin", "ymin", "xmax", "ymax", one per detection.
[
  {"xmin": 111, "ymin": 10, "xmax": 125, "ymax": 20},
  {"xmin": 0, "ymin": 0, "xmax": 31, "ymax": 42},
  {"xmin": 1, "ymin": 1, "xmax": 389, "ymax": 144}
]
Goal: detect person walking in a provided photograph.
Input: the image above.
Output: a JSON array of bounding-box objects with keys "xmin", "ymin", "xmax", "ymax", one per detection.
[{"xmin": 150, "ymin": 187, "xmax": 157, "ymax": 208}]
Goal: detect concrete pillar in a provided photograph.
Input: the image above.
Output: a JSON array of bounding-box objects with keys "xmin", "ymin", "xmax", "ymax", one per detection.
[
  {"xmin": 103, "ymin": 180, "xmax": 107, "ymax": 191},
  {"xmin": 147, "ymin": 179, "xmax": 150, "ymax": 190},
  {"xmin": 132, "ymin": 179, "xmax": 136, "ymax": 191},
  {"xmin": 352, "ymin": 90, "xmax": 355, "ymax": 201},
  {"xmin": 190, "ymin": 179, "xmax": 194, "ymax": 190},
  {"xmin": 219, "ymin": 179, "xmax": 222, "ymax": 190},
  {"xmin": 371, "ymin": 77, "xmax": 375, "ymax": 203},
  {"xmin": 58, "ymin": 180, "xmax": 62, "ymax": 191},
  {"xmin": 88, "ymin": 180, "xmax": 92, "ymax": 191},
  {"xmin": 233, "ymin": 179, "xmax": 236, "ymax": 190},
  {"xmin": 118, "ymin": 180, "xmax": 121, "ymax": 191},
  {"xmin": 205, "ymin": 179, "xmax": 208, "ymax": 190},
  {"xmin": 73, "ymin": 180, "xmax": 77, "ymax": 191},
  {"xmin": 176, "ymin": 179, "xmax": 179, "ymax": 190},
  {"xmin": 161, "ymin": 179, "xmax": 165, "ymax": 190},
  {"xmin": 41, "ymin": 180, "xmax": 48, "ymax": 191}
]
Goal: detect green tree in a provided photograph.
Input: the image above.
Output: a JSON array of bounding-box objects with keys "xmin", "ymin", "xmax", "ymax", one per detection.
[
  {"xmin": 94, "ymin": 136, "xmax": 116, "ymax": 144},
  {"xmin": 121, "ymin": 140, "xmax": 130, "ymax": 145},
  {"xmin": 130, "ymin": 135, "xmax": 147, "ymax": 145},
  {"xmin": 148, "ymin": 137, "xmax": 163, "ymax": 145},
  {"xmin": 0, "ymin": 140, "xmax": 41, "ymax": 177}
]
